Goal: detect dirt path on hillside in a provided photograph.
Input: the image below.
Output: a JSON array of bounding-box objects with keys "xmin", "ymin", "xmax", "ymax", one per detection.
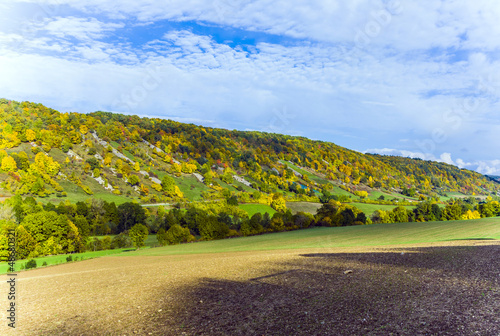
[{"xmin": 1, "ymin": 240, "xmax": 499, "ymax": 336}]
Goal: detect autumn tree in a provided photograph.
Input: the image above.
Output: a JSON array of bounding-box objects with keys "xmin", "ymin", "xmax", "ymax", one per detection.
[
  {"xmin": 1, "ymin": 156, "xmax": 17, "ymax": 172},
  {"xmin": 163, "ymin": 224, "xmax": 194, "ymax": 245},
  {"xmin": 128, "ymin": 223, "xmax": 148, "ymax": 249}
]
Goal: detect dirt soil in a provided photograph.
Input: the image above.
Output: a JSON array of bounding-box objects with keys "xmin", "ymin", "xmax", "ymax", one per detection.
[{"xmin": 2, "ymin": 240, "xmax": 499, "ymax": 336}]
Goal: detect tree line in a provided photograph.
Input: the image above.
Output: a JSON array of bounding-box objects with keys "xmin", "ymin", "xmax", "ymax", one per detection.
[{"xmin": 2, "ymin": 194, "xmax": 499, "ymax": 260}]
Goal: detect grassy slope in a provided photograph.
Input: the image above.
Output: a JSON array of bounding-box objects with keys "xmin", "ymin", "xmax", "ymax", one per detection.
[
  {"xmin": 286, "ymin": 201, "xmax": 322, "ymax": 214},
  {"xmin": 367, "ymin": 190, "xmax": 417, "ymax": 201},
  {"xmin": 176, "ymin": 174, "xmax": 210, "ymax": 201},
  {"xmin": 125, "ymin": 217, "xmax": 500, "ymax": 256},
  {"xmin": 351, "ymin": 202, "xmax": 416, "ymax": 216},
  {"xmin": 3, "ymin": 217, "xmax": 499, "ymax": 273},
  {"xmin": 0, "ymin": 248, "xmax": 133, "ymax": 273},
  {"xmin": 239, "ymin": 203, "xmax": 276, "ymax": 217},
  {"xmin": 279, "ymin": 160, "xmax": 328, "ymax": 184},
  {"xmin": 286, "ymin": 201, "xmax": 416, "ymax": 216}
]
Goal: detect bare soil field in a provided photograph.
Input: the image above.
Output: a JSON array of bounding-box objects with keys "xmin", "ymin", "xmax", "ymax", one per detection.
[{"xmin": 2, "ymin": 240, "xmax": 499, "ymax": 336}]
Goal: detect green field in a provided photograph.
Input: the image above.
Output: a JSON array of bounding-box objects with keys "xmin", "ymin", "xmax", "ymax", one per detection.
[
  {"xmin": 92, "ymin": 234, "xmax": 160, "ymax": 247},
  {"xmin": 286, "ymin": 201, "xmax": 322, "ymax": 214},
  {"xmin": 330, "ymin": 185, "xmax": 355, "ymax": 197},
  {"xmin": 368, "ymin": 189, "xmax": 419, "ymax": 202},
  {"xmin": 36, "ymin": 180, "xmax": 134, "ymax": 205},
  {"xmin": 4, "ymin": 217, "xmax": 499, "ymax": 273},
  {"xmin": 0, "ymin": 248, "xmax": 133, "ymax": 274},
  {"xmin": 123, "ymin": 217, "xmax": 500, "ymax": 256},
  {"xmin": 350, "ymin": 202, "xmax": 416, "ymax": 216},
  {"xmin": 239, "ymin": 203, "xmax": 276, "ymax": 217},
  {"xmin": 286, "ymin": 201, "xmax": 416, "ymax": 216},
  {"xmin": 175, "ymin": 174, "xmax": 210, "ymax": 201}
]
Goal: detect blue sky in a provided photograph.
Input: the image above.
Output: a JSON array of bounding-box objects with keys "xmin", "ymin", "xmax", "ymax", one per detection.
[{"xmin": 2, "ymin": 1, "xmax": 500, "ymax": 174}]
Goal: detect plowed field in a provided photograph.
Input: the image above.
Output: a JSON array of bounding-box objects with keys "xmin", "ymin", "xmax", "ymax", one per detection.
[{"xmin": 2, "ymin": 240, "xmax": 499, "ymax": 335}]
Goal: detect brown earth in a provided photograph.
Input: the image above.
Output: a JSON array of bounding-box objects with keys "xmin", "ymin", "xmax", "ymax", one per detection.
[{"xmin": 2, "ymin": 240, "xmax": 499, "ymax": 336}]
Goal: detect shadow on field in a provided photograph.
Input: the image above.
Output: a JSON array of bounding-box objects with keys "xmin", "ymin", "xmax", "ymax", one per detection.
[
  {"xmin": 300, "ymin": 244, "xmax": 500, "ymax": 282},
  {"xmin": 445, "ymin": 237, "xmax": 497, "ymax": 241},
  {"xmin": 143, "ymin": 244, "xmax": 499, "ymax": 336}
]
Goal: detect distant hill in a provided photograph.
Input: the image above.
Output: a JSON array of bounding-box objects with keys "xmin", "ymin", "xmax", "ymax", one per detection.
[{"xmin": 0, "ymin": 98, "xmax": 498, "ymax": 204}]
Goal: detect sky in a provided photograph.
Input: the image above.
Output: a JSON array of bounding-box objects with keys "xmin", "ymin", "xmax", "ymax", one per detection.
[{"xmin": 1, "ymin": 1, "xmax": 500, "ymax": 174}]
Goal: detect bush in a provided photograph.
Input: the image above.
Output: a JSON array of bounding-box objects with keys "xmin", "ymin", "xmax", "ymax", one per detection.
[
  {"xmin": 157, "ymin": 228, "xmax": 168, "ymax": 246},
  {"xmin": 66, "ymin": 255, "xmax": 73, "ymax": 262},
  {"xmin": 42, "ymin": 261, "xmax": 48, "ymax": 266},
  {"xmin": 165, "ymin": 224, "xmax": 195, "ymax": 245},
  {"xmin": 199, "ymin": 216, "xmax": 229, "ymax": 240},
  {"xmin": 88, "ymin": 237, "xmax": 103, "ymax": 251},
  {"xmin": 101, "ymin": 236, "xmax": 112, "ymax": 250},
  {"xmin": 111, "ymin": 233, "xmax": 132, "ymax": 249},
  {"xmin": 25, "ymin": 259, "xmax": 37, "ymax": 269},
  {"xmin": 227, "ymin": 195, "xmax": 238, "ymax": 206},
  {"xmin": 81, "ymin": 185, "xmax": 93, "ymax": 195}
]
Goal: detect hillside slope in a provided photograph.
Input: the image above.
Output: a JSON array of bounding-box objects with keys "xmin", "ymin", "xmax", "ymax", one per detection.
[{"xmin": 0, "ymin": 98, "xmax": 498, "ymax": 204}]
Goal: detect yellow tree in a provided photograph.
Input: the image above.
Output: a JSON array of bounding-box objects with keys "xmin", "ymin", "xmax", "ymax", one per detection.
[
  {"xmin": 80, "ymin": 125, "xmax": 89, "ymax": 135},
  {"xmin": 1, "ymin": 156, "xmax": 17, "ymax": 172},
  {"xmin": 461, "ymin": 210, "xmax": 481, "ymax": 220},
  {"xmin": 134, "ymin": 162, "xmax": 141, "ymax": 172},
  {"xmin": 103, "ymin": 153, "xmax": 113, "ymax": 167},
  {"xmin": 171, "ymin": 163, "xmax": 182, "ymax": 177},
  {"xmin": 25, "ymin": 129, "xmax": 36, "ymax": 142}
]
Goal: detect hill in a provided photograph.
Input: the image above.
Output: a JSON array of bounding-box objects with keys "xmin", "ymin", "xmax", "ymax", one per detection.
[{"xmin": 0, "ymin": 98, "xmax": 498, "ymax": 205}]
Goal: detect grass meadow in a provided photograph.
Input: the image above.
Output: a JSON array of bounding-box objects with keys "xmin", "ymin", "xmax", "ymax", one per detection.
[
  {"xmin": 4, "ymin": 217, "xmax": 499, "ymax": 274},
  {"xmin": 125, "ymin": 216, "xmax": 500, "ymax": 256}
]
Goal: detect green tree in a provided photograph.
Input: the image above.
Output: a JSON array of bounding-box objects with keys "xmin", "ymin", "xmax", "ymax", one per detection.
[
  {"xmin": 128, "ymin": 223, "xmax": 149, "ymax": 249},
  {"xmin": 117, "ymin": 202, "xmax": 146, "ymax": 232},
  {"xmin": 227, "ymin": 195, "xmax": 238, "ymax": 206},
  {"xmin": 128, "ymin": 175, "xmax": 140, "ymax": 186},
  {"xmin": 16, "ymin": 225, "xmax": 36, "ymax": 259},
  {"xmin": 199, "ymin": 216, "xmax": 229, "ymax": 240},
  {"xmin": 164, "ymin": 224, "xmax": 194, "ymax": 245},
  {"xmin": 390, "ymin": 206, "xmax": 411, "ymax": 223},
  {"xmin": 442, "ymin": 202, "xmax": 464, "ymax": 221},
  {"xmin": 21, "ymin": 211, "xmax": 83, "ymax": 255},
  {"xmin": 156, "ymin": 228, "xmax": 168, "ymax": 246},
  {"xmin": 110, "ymin": 233, "xmax": 131, "ymax": 249}
]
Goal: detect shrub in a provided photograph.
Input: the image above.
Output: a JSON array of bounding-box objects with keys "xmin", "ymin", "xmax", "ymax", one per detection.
[
  {"xmin": 157, "ymin": 228, "xmax": 168, "ymax": 246},
  {"xmin": 111, "ymin": 233, "xmax": 132, "ymax": 249},
  {"xmin": 88, "ymin": 237, "xmax": 103, "ymax": 251},
  {"xmin": 165, "ymin": 224, "xmax": 195, "ymax": 245},
  {"xmin": 199, "ymin": 216, "xmax": 229, "ymax": 240},
  {"xmin": 101, "ymin": 236, "xmax": 112, "ymax": 250},
  {"xmin": 66, "ymin": 255, "xmax": 73, "ymax": 262},
  {"xmin": 25, "ymin": 259, "xmax": 37, "ymax": 269},
  {"xmin": 42, "ymin": 261, "xmax": 47, "ymax": 266}
]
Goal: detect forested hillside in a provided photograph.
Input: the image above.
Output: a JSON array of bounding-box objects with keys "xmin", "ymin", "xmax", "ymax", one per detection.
[{"xmin": 0, "ymin": 99, "xmax": 497, "ymax": 204}]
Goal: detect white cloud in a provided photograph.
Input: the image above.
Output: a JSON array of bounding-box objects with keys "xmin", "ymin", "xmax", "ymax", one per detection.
[
  {"xmin": 2, "ymin": 1, "xmax": 500, "ymax": 175},
  {"xmin": 364, "ymin": 148, "xmax": 434, "ymax": 161},
  {"xmin": 438, "ymin": 153, "xmax": 455, "ymax": 165},
  {"xmin": 41, "ymin": 17, "xmax": 124, "ymax": 41},
  {"xmin": 365, "ymin": 149, "xmax": 500, "ymax": 175}
]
